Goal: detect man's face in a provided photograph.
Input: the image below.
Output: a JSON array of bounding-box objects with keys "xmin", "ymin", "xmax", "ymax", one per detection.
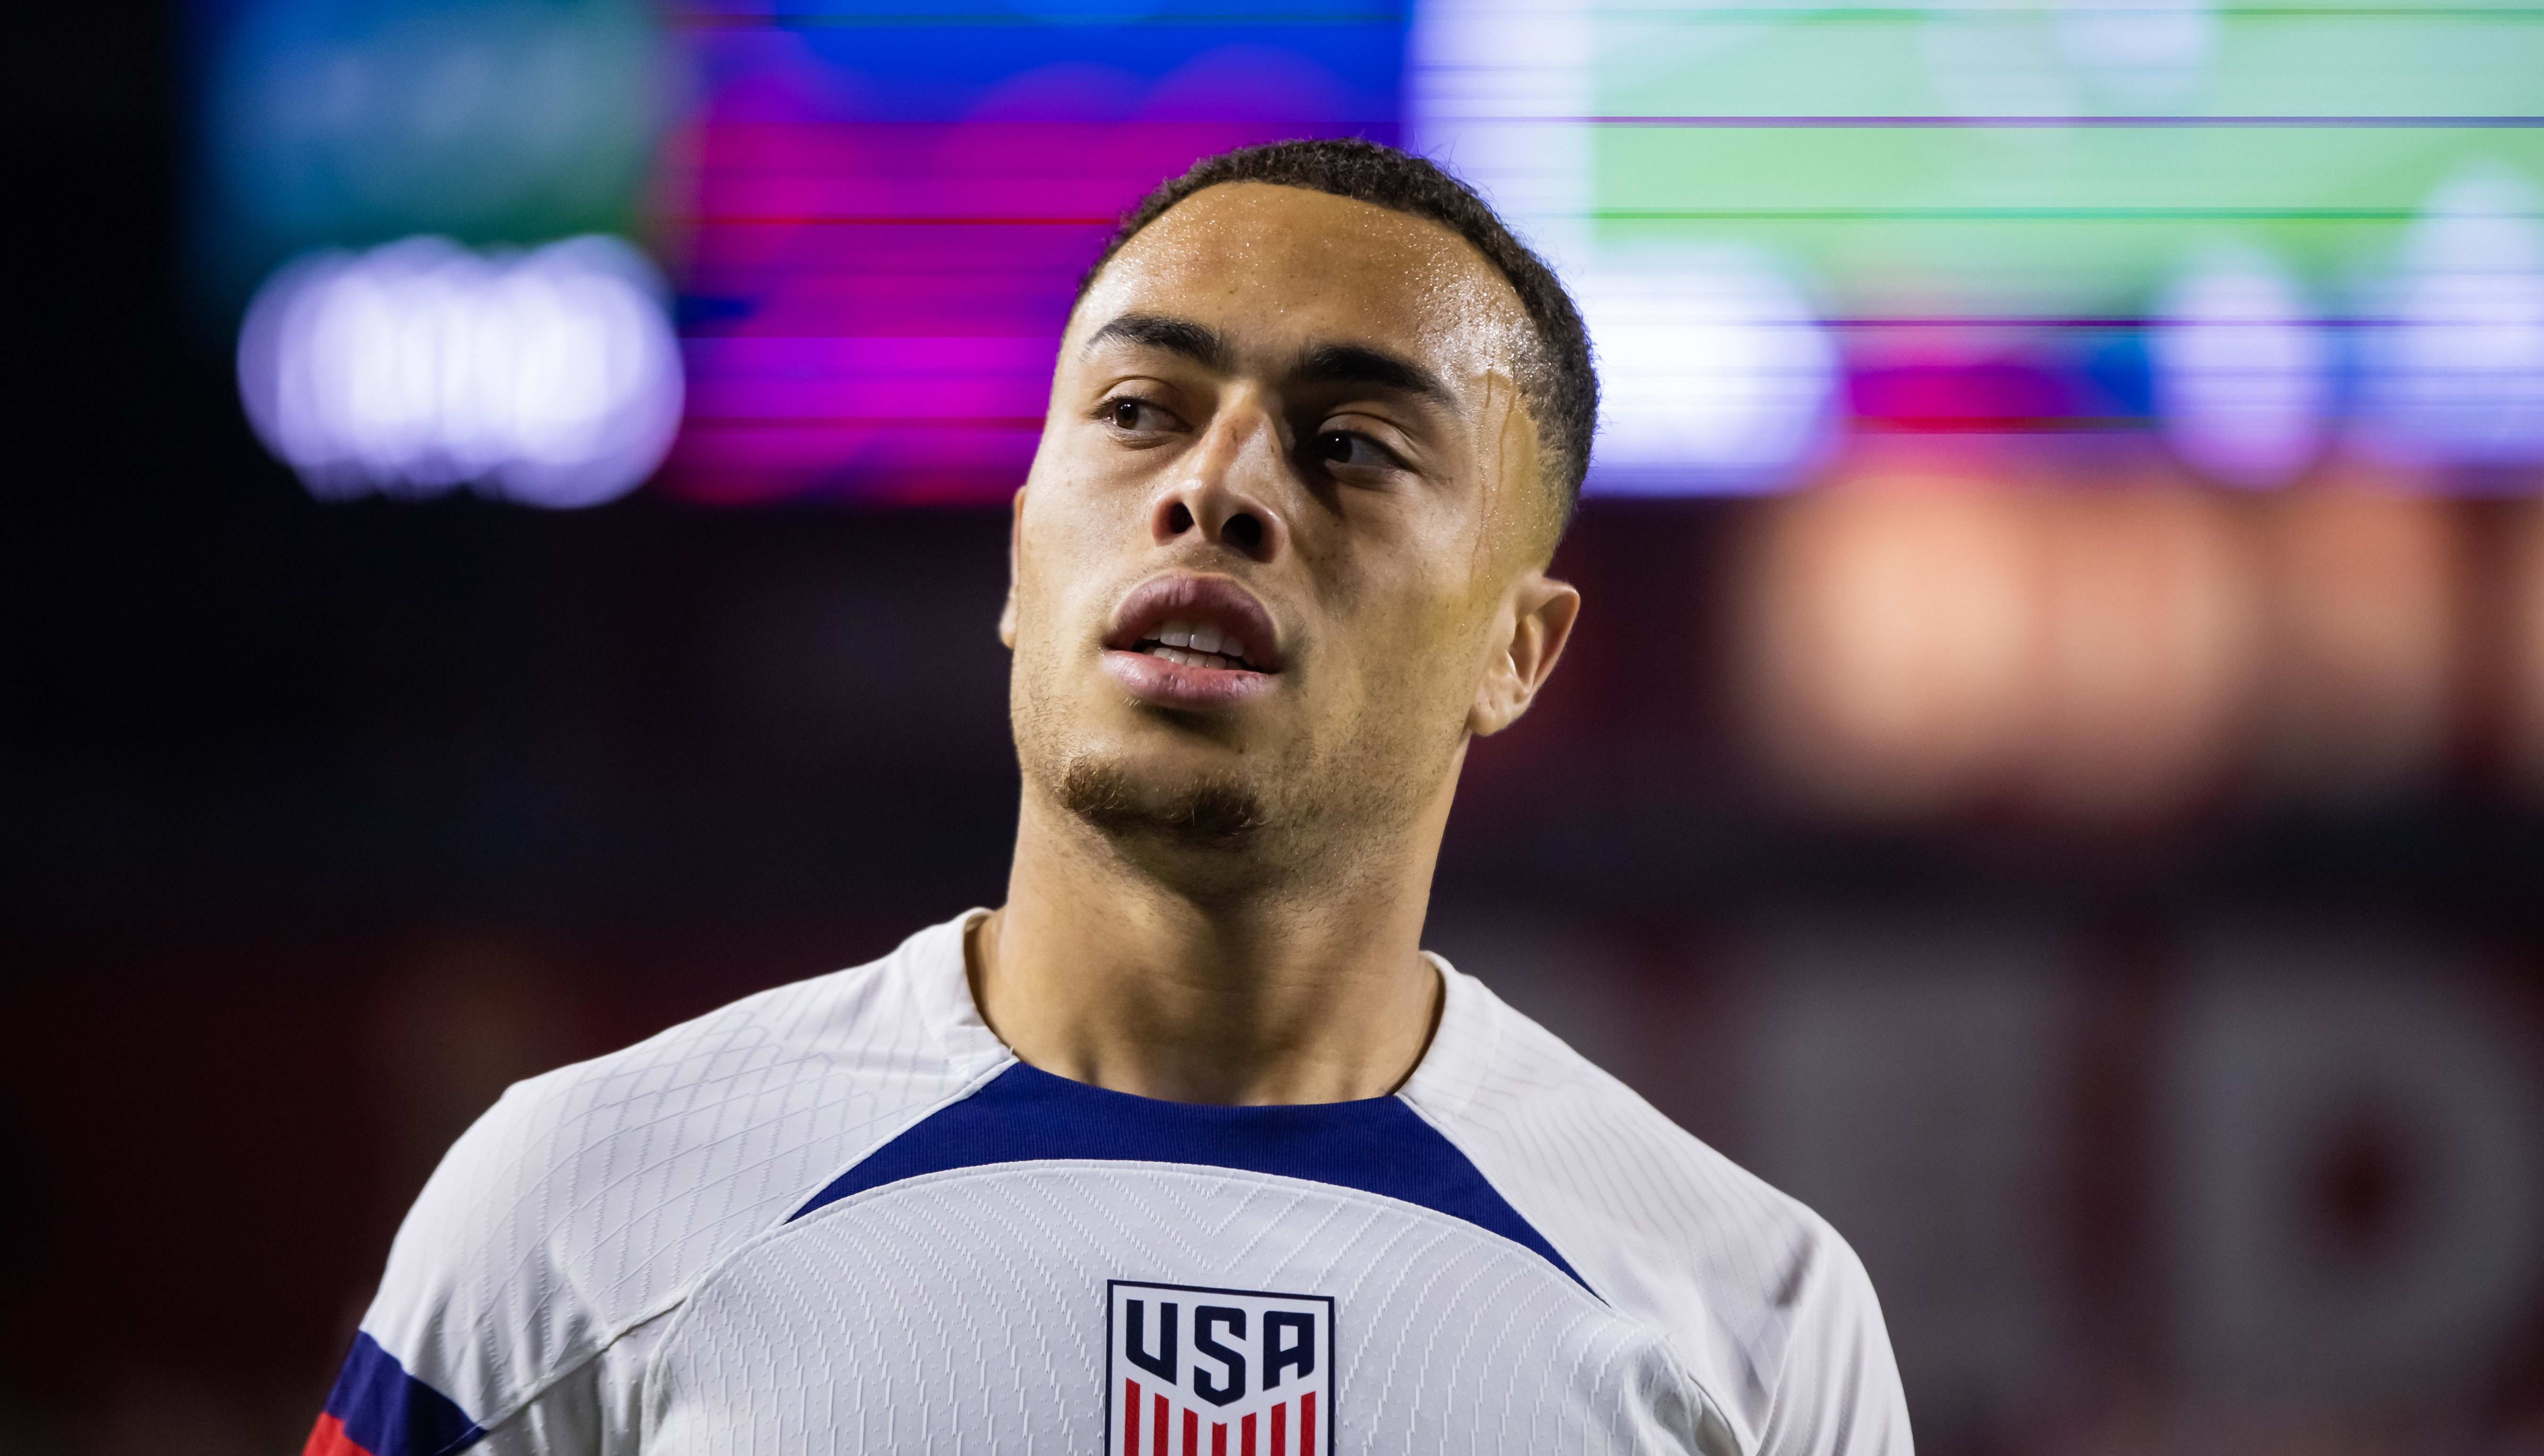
[{"xmin": 1004, "ymin": 181, "xmax": 1566, "ymax": 870}]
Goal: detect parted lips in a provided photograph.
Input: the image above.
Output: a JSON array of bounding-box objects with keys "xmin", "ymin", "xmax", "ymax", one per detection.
[{"xmin": 1106, "ymin": 574, "xmax": 1283, "ymax": 675}]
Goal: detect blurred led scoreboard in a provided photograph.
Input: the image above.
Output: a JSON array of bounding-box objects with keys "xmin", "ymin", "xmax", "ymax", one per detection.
[{"xmin": 203, "ymin": 0, "xmax": 2544, "ymax": 504}]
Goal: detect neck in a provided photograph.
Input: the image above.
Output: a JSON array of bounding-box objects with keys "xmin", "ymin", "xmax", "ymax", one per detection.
[{"xmin": 971, "ymin": 778, "xmax": 1454, "ymax": 1105}]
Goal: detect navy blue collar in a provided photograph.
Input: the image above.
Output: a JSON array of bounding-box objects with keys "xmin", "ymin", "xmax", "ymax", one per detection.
[{"xmin": 793, "ymin": 1061, "xmax": 1588, "ymax": 1292}]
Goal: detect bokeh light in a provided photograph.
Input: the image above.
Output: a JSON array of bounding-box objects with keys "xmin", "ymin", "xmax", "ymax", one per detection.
[
  {"xmin": 2017, "ymin": 485, "xmax": 2256, "ymax": 821},
  {"xmin": 1577, "ymin": 251, "xmax": 1839, "ymax": 495},
  {"xmin": 238, "ymin": 235, "xmax": 683, "ymax": 507},
  {"xmin": 2152, "ymin": 250, "xmax": 2332, "ymax": 489},
  {"xmin": 1745, "ymin": 470, "xmax": 2262, "ymax": 823},
  {"xmin": 1745, "ymin": 469, "xmax": 2041, "ymax": 817},
  {"xmin": 2361, "ymin": 167, "xmax": 2544, "ymax": 471}
]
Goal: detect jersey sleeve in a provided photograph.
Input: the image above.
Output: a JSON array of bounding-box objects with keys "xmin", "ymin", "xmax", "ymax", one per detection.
[
  {"xmin": 1754, "ymin": 1219, "xmax": 1914, "ymax": 1456},
  {"xmin": 301, "ymin": 1075, "xmax": 619, "ymax": 1456},
  {"xmin": 298, "ymin": 917, "xmax": 1005, "ymax": 1456}
]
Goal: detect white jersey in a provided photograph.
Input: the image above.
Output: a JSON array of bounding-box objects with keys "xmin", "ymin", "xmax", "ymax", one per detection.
[{"xmin": 306, "ymin": 912, "xmax": 1910, "ymax": 1456}]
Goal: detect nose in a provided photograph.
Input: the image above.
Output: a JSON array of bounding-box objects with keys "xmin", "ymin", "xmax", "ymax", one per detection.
[{"xmin": 1148, "ymin": 407, "xmax": 1288, "ymax": 564}]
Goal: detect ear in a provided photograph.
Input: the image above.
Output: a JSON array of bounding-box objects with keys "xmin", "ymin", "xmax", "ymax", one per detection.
[
  {"xmin": 998, "ymin": 486, "xmax": 1025, "ymax": 650},
  {"xmin": 1468, "ymin": 571, "xmax": 1581, "ymax": 737}
]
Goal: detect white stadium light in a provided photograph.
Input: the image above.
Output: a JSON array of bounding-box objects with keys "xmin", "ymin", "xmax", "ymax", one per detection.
[
  {"xmin": 2152, "ymin": 250, "xmax": 2332, "ymax": 489},
  {"xmin": 2361, "ymin": 167, "xmax": 2544, "ymax": 468},
  {"xmin": 238, "ymin": 235, "xmax": 684, "ymax": 508},
  {"xmin": 1579, "ymin": 251, "xmax": 1841, "ymax": 496}
]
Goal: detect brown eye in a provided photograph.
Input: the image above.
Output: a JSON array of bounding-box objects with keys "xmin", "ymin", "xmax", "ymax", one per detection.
[
  {"xmin": 1111, "ymin": 399, "xmax": 1143, "ymax": 430},
  {"xmin": 1314, "ymin": 430, "xmax": 1400, "ymax": 470}
]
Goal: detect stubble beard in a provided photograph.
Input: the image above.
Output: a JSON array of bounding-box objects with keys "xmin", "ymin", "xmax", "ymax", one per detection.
[
  {"xmin": 1015, "ymin": 701, "xmax": 1420, "ymax": 895},
  {"xmin": 1051, "ymin": 751, "xmax": 1277, "ymax": 847},
  {"xmin": 1009, "ymin": 631, "xmax": 1466, "ymax": 895},
  {"xmin": 1023, "ymin": 714, "xmax": 1463, "ymax": 906}
]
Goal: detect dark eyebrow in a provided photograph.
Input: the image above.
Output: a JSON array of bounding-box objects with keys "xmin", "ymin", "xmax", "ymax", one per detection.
[
  {"xmin": 1084, "ymin": 313, "xmax": 1234, "ymax": 372},
  {"xmin": 1086, "ymin": 314, "xmax": 1459, "ymax": 415},
  {"xmin": 1297, "ymin": 341, "xmax": 1458, "ymax": 415}
]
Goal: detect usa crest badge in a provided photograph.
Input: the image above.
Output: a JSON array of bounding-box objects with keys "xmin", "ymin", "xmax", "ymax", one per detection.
[{"xmin": 1107, "ymin": 1280, "xmax": 1334, "ymax": 1456}]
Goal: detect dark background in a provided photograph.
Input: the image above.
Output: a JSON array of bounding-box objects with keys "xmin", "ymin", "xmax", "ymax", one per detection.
[{"xmin": 9, "ymin": 4, "xmax": 2544, "ymax": 1453}]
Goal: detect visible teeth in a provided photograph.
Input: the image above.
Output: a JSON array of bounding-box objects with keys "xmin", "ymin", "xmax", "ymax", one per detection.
[
  {"xmin": 1146, "ymin": 643, "xmax": 1250, "ymax": 670},
  {"xmin": 1189, "ymin": 623, "xmax": 1225, "ymax": 656},
  {"xmin": 1157, "ymin": 619, "xmax": 1193, "ymax": 650}
]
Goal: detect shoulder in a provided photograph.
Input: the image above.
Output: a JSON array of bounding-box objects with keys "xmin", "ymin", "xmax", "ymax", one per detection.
[
  {"xmin": 359, "ymin": 913, "xmax": 1008, "ymax": 1438},
  {"xmin": 1404, "ymin": 965, "xmax": 1907, "ymax": 1456}
]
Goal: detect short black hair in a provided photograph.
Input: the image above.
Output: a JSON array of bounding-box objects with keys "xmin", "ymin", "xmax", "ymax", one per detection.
[{"xmin": 1076, "ymin": 138, "xmax": 1599, "ymax": 536}]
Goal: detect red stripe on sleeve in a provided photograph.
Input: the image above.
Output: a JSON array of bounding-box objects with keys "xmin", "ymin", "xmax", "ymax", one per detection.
[{"xmin": 303, "ymin": 1413, "xmax": 375, "ymax": 1456}]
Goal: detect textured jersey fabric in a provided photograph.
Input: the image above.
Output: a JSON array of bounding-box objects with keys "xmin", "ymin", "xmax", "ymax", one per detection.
[{"xmin": 306, "ymin": 912, "xmax": 1911, "ymax": 1456}]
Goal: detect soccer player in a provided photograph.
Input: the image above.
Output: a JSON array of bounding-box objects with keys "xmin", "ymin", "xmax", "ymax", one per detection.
[{"xmin": 306, "ymin": 139, "xmax": 1911, "ymax": 1456}]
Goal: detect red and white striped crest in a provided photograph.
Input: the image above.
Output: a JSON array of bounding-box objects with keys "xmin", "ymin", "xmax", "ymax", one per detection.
[{"xmin": 1106, "ymin": 1281, "xmax": 1334, "ymax": 1456}]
